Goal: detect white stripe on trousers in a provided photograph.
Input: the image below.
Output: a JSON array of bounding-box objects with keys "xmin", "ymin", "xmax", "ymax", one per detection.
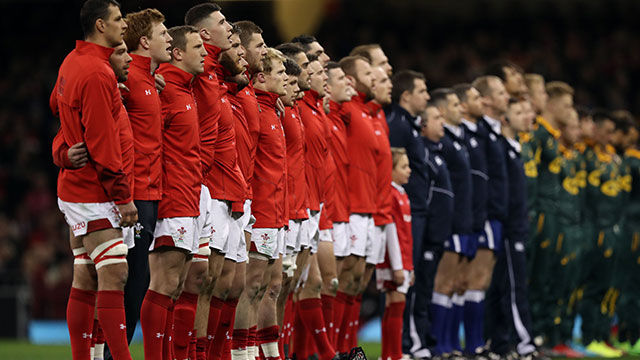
[{"xmin": 505, "ymin": 238, "xmax": 536, "ymax": 355}]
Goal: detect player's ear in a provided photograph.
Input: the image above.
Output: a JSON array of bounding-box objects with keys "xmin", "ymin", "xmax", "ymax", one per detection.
[
  {"xmin": 256, "ymin": 72, "xmax": 266, "ymax": 84},
  {"xmin": 96, "ymin": 18, "xmax": 106, "ymax": 34},
  {"xmin": 171, "ymin": 47, "xmax": 182, "ymax": 61},
  {"xmin": 199, "ymin": 28, "xmax": 211, "ymax": 42},
  {"xmin": 140, "ymin": 36, "xmax": 150, "ymax": 51}
]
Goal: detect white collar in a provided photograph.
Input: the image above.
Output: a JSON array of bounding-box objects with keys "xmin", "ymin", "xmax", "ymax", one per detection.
[
  {"xmin": 506, "ymin": 137, "xmax": 521, "ymax": 153},
  {"xmin": 483, "ymin": 115, "xmax": 502, "ymax": 134},
  {"xmin": 391, "ymin": 181, "xmax": 405, "ymax": 193},
  {"xmin": 444, "ymin": 123, "xmax": 463, "ymax": 138},
  {"xmin": 461, "ymin": 118, "xmax": 477, "ymax": 132}
]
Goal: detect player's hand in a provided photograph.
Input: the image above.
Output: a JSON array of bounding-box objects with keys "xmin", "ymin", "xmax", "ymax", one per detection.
[
  {"xmin": 155, "ymin": 74, "xmax": 166, "ymax": 92},
  {"xmin": 276, "ymin": 98, "xmax": 285, "ymax": 118},
  {"xmin": 67, "ymin": 142, "xmax": 88, "ymax": 168},
  {"xmin": 117, "ymin": 201, "xmax": 138, "ymax": 227},
  {"xmin": 117, "ymin": 82, "xmax": 130, "ymax": 93},
  {"xmin": 393, "ymin": 270, "xmax": 405, "ymax": 285}
]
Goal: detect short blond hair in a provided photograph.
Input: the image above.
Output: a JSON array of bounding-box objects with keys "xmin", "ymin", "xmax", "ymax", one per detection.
[
  {"xmin": 524, "ymin": 73, "xmax": 544, "ymax": 89},
  {"xmin": 262, "ymin": 47, "xmax": 286, "ymax": 74},
  {"xmin": 391, "ymin": 147, "xmax": 407, "ymax": 168},
  {"xmin": 546, "ymin": 81, "xmax": 574, "ymax": 99}
]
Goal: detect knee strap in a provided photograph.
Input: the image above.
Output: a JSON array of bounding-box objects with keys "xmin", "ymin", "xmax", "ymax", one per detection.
[
  {"xmin": 72, "ymin": 247, "xmax": 94, "ymax": 265},
  {"xmin": 193, "ymin": 237, "xmax": 211, "ymax": 263},
  {"xmin": 89, "ymin": 238, "xmax": 128, "ymax": 270}
]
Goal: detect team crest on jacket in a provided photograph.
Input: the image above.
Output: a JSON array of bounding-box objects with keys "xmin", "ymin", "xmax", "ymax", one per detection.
[
  {"xmin": 469, "ymin": 138, "xmax": 478, "ymax": 148},
  {"xmin": 489, "ymin": 133, "xmax": 497, "ymax": 141},
  {"xmin": 509, "ymin": 150, "xmax": 517, "ymax": 159},
  {"xmin": 435, "ymin": 156, "xmax": 443, "ymax": 166},
  {"xmin": 176, "ymin": 227, "xmax": 187, "ymax": 242},
  {"xmin": 453, "ymin": 141, "xmax": 461, "ymax": 151}
]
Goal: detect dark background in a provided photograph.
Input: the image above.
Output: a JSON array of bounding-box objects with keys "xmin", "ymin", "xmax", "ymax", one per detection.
[{"xmin": 0, "ymin": 0, "xmax": 638, "ymax": 324}]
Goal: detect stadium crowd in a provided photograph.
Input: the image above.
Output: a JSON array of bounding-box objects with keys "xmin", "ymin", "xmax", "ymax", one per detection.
[{"xmin": 2, "ymin": 0, "xmax": 640, "ymax": 359}]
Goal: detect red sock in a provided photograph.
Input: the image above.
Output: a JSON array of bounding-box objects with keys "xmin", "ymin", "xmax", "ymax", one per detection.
[
  {"xmin": 231, "ymin": 328, "xmax": 249, "ymax": 355},
  {"xmin": 207, "ymin": 296, "xmax": 225, "ymax": 352},
  {"xmin": 91, "ymin": 319, "xmax": 98, "ymax": 351},
  {"xmin": 67, "ymin": 288, "xmax": 96, "ymax": 360},
  {"xmin": 337, "ymin": 294, "xmax": 355, "ymax": 353},
  {"xmin": 248, "ymin": 325, "xmax": 257, "ymax": 353},
  {"xmin": 196, "ymin": 337, "xmax": 208, "ymax": 360},
  {"xmin": 209, "ymin": 298, "xmax": 239, "ymax": 360},
  {"xmin": 95, "ymin": 322, "xmax": 105, "ymax": 357},
  {"xmin": 349, "ymin": 295, "xmax": 362, "ymax": 349},
  {"xmin": 173, "ymin": 292, "xmax": 199, "ymax": 359},
  {"xmin": 282, "ymin": 294, "xmax": 294, "ymax": 356},
  {"xmin": 141, "ymin": 290, "xmax": 171, "ymax": 360},
  {"xmin": 299, "ymin": 298, "xmax": 336, "ymax": 360},
  {"xmin": 163, "ymin": 302, "xmax": 175, "ymax": 360},
  {"xmin": 96, "ymin": 290, "xmax": 131, "ymax": 360},
  {"xmin": 333, "ymin": 291, "xmax": 348, "ymax": 348},
  {"xmin": 222, "ymin": 300, "xmax": 237, "ymax": 360},
  {"xmin": 383, "ymin": 301, "xmax": 405, "ymax": 360},
  {"xmin": 321, "ymin": 294, "xmax": 335, "ymax": 343},
  {"xmin": 257, "ymin": 325, "xmax": 281, "ymax": 360},
  {"xmin": 189, "ymin": 333, "xmax": 197, "ymax": 360},
  {"xmin": 292, "ymin": 305, "xmax": 307, "ymax": 359}
]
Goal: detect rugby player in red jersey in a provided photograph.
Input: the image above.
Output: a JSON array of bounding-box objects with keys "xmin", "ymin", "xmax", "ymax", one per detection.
[
  {"xmin": 349, "ymin": 44, "xmax": 393, "ymax": 77},
  {"xmin": 151, "ymin": 25, "xmax": 207, "ymax": 360},
  {"xmin": 51, "ymin": 1, "xmax": 134, "ymax": 359}
]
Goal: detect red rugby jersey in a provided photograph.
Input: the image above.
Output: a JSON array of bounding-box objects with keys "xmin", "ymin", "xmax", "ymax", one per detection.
[
  {"xmin": 192, "ymin": 43, "xmax": 222, "ymax": 178},
  {"xmin": 52, "ymin": 103, "xmax": 134, "ymax": 194},
  {"xmin": 51, "ymin": 40, "xmax": 131, "ymax": 204},
  {"xmin": 252, "ymin": 89, "xmax": 288, "ymax": 228},
  {"xmin": 326, "ymin": 100, "xmax": 350, "ymax": 223},
  {"xmin": 226, "ymin": 81, "xmax": 252, "ymax": 213},
  {"xmin": 121, "ymin": 54, "xmax": 163, "ymax": 201},
  {"xmin": 236, "ymin": 81, "xmax": 261, "ymax": 200},
  {"xmin": 368, "ymin": 102, "xmax": 393, "ymax": 226},
  {"xmin": 282, "ymin": 104, "xmax": 309, "ymax": 220},
  {"xmin": 205, "ymin": 61, "xmax": 246, "ymax": 203},
  {"xmin": 298, "ymin": 90, "xmax": 329, "ymax": 211},
  {"xmin": 377, "ymin": 182, "xmax": 413, "ymax": 271},
  {"xmin": 343, "ymin": 92, "xmax": 378, "ymax": 214},
  {"xmin": 156, "ymin": 63, "xmax": 202, "ymax": 218}
]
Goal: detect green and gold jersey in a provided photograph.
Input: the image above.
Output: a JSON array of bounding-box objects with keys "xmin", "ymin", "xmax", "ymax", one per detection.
[
  {"xmin": 557, "ymin": 145, "xmax": 585, "ymax": 226},
  {"xmin": 589, "ymin": 144, "xmax": 626, "ymax": 228},
  {"xmin": 520, "ymin": 130, "xmax": 539, "ymax": 215},
  {"xmin": 623, "ymin": 148, "xmax": 640, "ymax": 222},
  {"xmin": 534, "ymin": 116, "xmax": 562, "ymax": 214}
]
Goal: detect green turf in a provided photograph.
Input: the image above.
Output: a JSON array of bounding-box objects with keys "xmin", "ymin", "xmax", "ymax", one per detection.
[{"xmin": 2, "ymin": 340, "xmax": 639, "ymax": 359}]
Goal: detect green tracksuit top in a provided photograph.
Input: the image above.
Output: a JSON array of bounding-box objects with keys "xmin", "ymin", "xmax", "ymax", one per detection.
[
  {"xmin": 556, "ymin": 145, "xmax": 584, "ymax": 226},
  {"xmin": 534, "ymin": 116, "xmax": 562, "ymax": 214},
  {"xmin": 589, "ymin": 145, "xmax": 625, "ymax": 229},
  {"xmin": 624, "ymin": 148, "xmax": 640, "ymax": 223},
  {"xmin": 520, "ymin": 130, "xmax": 539, "ymax": 217}
]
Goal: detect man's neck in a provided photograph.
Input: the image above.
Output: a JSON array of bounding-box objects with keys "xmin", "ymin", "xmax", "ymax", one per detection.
[
  {"xmin": 169, "ymin": 62, "xmax": 193, "ymax": 80},
  {"xmin": 541, "ymin": 111, "xmax": 558, "ymax": 128},
  {"xmin": 502, "ymin": 125, "xmax": 516, "ymax": 140},
  {"xmin": 253, "ymin": 82, "xmax": 269, "ymax": 93},
  {"xmin": 397, "ymin": 102, "xmax": 415, "ymax": 117},
  {"xmin": 84, "ymin": 35, "xmax": 112, "ymax": 49},
  {"xmin": 484, "ymin": 108, "xmax": 503, "ymax": 121}
]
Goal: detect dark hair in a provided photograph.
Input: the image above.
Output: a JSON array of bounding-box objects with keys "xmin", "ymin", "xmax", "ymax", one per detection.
[
  {"xmin": 576, "ymin": 105, "xmax": 592, "ymax": 120},
  {"xmin": 80, "ymin": 0, "xmax": 121, "ymax": 38},
  {"xmin": 184, "ymin": 3, "xmax": 221, "ymax": 27},
  {"xmin": 234, "ymin": 20, "xmax": 263, "ymax": 48},
  {"xmin": 275, "ymin": 42, "xmax": 304, "ymax": 59},
  {"xmin": 284, "ymin": 58, "xmax": 301, "ymax": 76},
  {"xmin": 611, "ymin": 110, "xmax": 634, "ymax": 134},
  {"xmin": 485, "ymin": 59, "xmax": 523, "ymax": 81},
  {"xmin": 452, "ymin": 83, "xmax": 473, "ymax": 103},
  {"xmin": 326, "ymin": 61, "xmax": 340, "ymax": 72},
  {"xmin": 230, "ymin": 23, "xmax": 240, "ymax": 35},
  {"xmin": 168, "ymin": 25, "xmax": 199, "ymax": 52},
  {"xmin": 349, "ymin": 44, "xmax": 381, "ymax": 63},
  {"xmin": 592, "ymin": 108, "xmax": 613, "ymax": 125},
  {"xmin": 291, "ymin": 34, "xmax": 317, "ymax": 52},
  {"xmin": 391, "ymin": 70, "xmax": 426, "ymax": 103},
  {"xmin": 429, "ymin": 88, "xmax": 455, "ymax": 107},
  {"xmin": 306, "ymin": 54, "xmax": 319, "ymax": 63}
]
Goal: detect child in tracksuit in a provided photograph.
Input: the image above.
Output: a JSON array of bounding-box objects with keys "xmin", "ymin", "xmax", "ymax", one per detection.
[{"xmin": 376, "ymin": 147, "xmax": 414, "ymax": 360}]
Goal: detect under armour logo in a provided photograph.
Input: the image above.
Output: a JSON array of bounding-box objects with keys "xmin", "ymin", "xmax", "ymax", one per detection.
[
  {"xmin": 207, "ymin": 335, "xmax": 214, "ymax": 340},
  {"xmin": 292, "ymin": 114, "xmax": 296, "ymax": 118},
  {"xmin": 271, "ymin": 124, "xmax": 276, "ymax": 130},
  {"xmin": 156, "ymin": 333, "xmax": 164, "ymax": 338},
  {"xmin": 361, "ymin": 112, "xmax": 367, "ymax": 118},
  {"xmin": 186, "ymin": 104, "xmax": 192, "ymax": 110},
  {"xmin": 209, "ymin": 75, "xmax": 214, "ymax": 81},
  {"xmin": 82, "ymin": 332, "xmax": 92, "ymax": 339},
  {"xmin": 221, "ymin": 97, "xmax": 226, "ymax": 103},
  {"xmin": 333, "ymin": 125, "xmax": 338, "ymax": 131},
  {"xmin": 245, "ymin": 90, "xmax": 250, "ymax": 95},
  {"xmin": 375, "ymin": 130, "xmax": 382, "ymax": 136},
  {"xmin": 314, "ymin": 327, "xmax": 326, "ymax": 334},
  {"xmin": 144, "ymin": 89, "xmax": 152, "ymax": 96},
  {"xmin": 119, "ymin": 324, "xmax": 126, "ymax": 330},
  {"xmin": 188, "ymin": 331, "xmax": 193, "ymax": 336},
  {"xmin": 312, "ymin": 110, "xmax": 317, "ymax": 115}
]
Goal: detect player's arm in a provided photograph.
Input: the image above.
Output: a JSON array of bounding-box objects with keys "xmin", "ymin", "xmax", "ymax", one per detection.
[
  {"xmin": 387, "ymin": 199, "xmax": 405, "ymax": 284},
  {"xmin": 80, "ymin": 72, "xmax": 132, "ymax": 205},
  {"xmin": 52, "ymin": 127, "xmax": 88, "ymax": 169},
  {"xmin": 388, "ymin": 116, "xmax": 410, "ymax": 148}
]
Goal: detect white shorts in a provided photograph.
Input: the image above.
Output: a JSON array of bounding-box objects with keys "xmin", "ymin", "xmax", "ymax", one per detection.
[
  {"xmin": 250, "ymin": 227, "xmax": 285, "ymax": 259},
  {"xmin": 58, "ymin": 198, "xmax": 120, "ymax": 237},
  {"xmin": 371, "ymin": 224, "xmax": 392, "ymax": 265},
  {"xmin": 123, "ymin": 227, "xmax": 135, "ymax": 249},
  {"xmin": 225, "ymin": 201, "xmax": 249, "ymax": 263},
  {"xmin": 242, "ymin": 200, "xmax": 256, "ymax": 234},
  {"xmin": 152, "ymin": 216, "xmax": 199, "ymax": 253},
  {"xmin": 375, "ymin": 269, "xmax": 412, "ymax": 294},
  {"xmin": 332, "ymin": 222, "xmax": 350, "ymax": 257},
  {"xmin": 299, "ymin": 217, "xmax": 312, "ymax": 249},
  {"xmin": 307, "ymin": 203, "xmax": 323, "ymax": 244},
  {"xmin": 209, "ymin": 199, "xmax": 233, "ymax": 252},
  {"xmin": 286, "ymin": 219, "xmax": 304, "ymax": 254},
  {"xmin": 348, "ymin": 213, "xmax": 376, "ymax": 260},
  {"xmin": 197, "ymin": 185, "xmax": 214, "ymax": 240}
]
